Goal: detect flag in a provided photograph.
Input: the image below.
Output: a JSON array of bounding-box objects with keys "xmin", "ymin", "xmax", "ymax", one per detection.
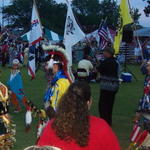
[
  {"xmin": 98, "ymin": 22, "xmax": 109, "ymax": 50},
  {"xmin": 28, "ymin": 1, "xmax": 43, "ymax": 79},
  {"xmin": 107, "ymin": 28, "xmax": 114, "ymax": 44},
  {"xmin": 64, "ymin": 0, "xmax": 85, "ymax": 65},
  {"xmin": 136, "ymin": 130, "xmax": 149, "ymax": 146},
  {"xmin": 114, "ymin": 0, "xmax": 133, "ymax": 54},
  {"xmin": 130, "ymin": 124, "xmax": 141, "ymax": 143},
  {"xmin": 141, "ymin": 133, "xmax": 150, "ymax": 147}
]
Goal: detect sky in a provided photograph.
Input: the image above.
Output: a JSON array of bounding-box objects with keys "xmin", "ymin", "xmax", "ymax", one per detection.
[
  {"xmin": 129, "ymin": 0, "xmax": 150, "ymax": 27},
  {"xmin": 56, "ymin": 0, "xmax": 150, "ymax": 27},
  {"xmin": 0, "ymin": 0, "xmax": 150, "ymax": 27}
]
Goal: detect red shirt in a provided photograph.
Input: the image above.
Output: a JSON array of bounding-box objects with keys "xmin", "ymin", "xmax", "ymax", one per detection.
[
  {"xmin": 37, "ymin": 116, "xmax": 121, "ymax": 150},
  {"xmin": 2, "ymin": 44, "xmax": 8, "ymax": 53}
]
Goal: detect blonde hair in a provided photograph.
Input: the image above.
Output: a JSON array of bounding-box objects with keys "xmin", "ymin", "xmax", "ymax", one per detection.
[{"xmin": 24, "ymin": 146, "xmax": 61, "ymax": 150}]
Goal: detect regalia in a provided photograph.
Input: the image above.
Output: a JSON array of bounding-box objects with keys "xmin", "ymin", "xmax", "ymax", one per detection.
[{"xmin": 0, "ymin": 82, "xmax": 16, "ymax": 150}]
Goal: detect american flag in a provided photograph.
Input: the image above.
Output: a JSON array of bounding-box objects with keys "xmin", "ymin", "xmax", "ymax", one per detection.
[{"xmin": 98, "ymin": 22, "xmax": 109, "ymax": 50}]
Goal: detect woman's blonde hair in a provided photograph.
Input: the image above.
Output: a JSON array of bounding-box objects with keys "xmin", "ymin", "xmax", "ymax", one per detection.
[{"xmin": 24, "ymin": 146, "xmax": 61, "ymax": 150}]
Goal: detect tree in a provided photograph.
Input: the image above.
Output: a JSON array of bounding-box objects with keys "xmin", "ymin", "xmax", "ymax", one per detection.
[
  {"xmin": 132, "ymin": 8, "xmax": 141, "ymax": 24},
  {"xmin": 72, "ymin": 0, "xmax": 119, "ymax": 32},
  {"xmin": 3, "ymin": 0, "xmax": 141, "ymax": 35},
  {"xmin": 143, "ymin": 0, "xmax": 150, "ymax": 16},
  {"xmin": 99, "ymin": 0, "xmax": 119, "ymax": 29},
  {"xmin": 72, "ymin": 0, "xmax": 100, "ymax": 16},
  {"xmin": 3, "ymin": 0, "xmax": 67, "ymax": 34}
]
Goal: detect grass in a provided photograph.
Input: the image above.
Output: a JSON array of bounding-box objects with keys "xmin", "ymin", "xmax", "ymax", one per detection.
[{"xmin": 0, "ymin": 65, "xmax": 144, "ymax": 150}]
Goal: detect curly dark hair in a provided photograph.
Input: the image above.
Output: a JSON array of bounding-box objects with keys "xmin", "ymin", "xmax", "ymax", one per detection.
[{"xmin": 52, "ymin": 82, "xmax": 91, "ymax": 147}]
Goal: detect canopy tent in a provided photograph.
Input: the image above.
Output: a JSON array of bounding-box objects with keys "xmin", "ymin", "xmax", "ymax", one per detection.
[
  {"xmin": 21, "ymin": 28, "xmax": 63, "ymax": 42},
  {"xmin": 134, "ymin": 27, "xmax": 150, "ymax": 37},
  {"xmin": 21, "ymin": 31, "xmax": 30, "ymax": 41},
  {"xmin": 44, "ymin": 28, "xmax": 63, "ymax": 41}
]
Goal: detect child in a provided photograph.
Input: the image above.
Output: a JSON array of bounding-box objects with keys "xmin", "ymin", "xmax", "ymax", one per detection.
[{"xmin": 7, "ymin": 59, "xmax": 27, "ymax": 112}]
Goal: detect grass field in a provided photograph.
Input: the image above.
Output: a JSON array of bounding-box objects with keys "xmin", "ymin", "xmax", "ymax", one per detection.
[{"xmin": 0, "ymin": 65, "xmax": 145, "ymax": 150}]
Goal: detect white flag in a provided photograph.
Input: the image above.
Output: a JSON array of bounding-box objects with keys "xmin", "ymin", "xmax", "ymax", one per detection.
[
  {"xmin": 30, "ymin": 2, "xmax": 42, "ymax": 45},
  {"xmin": 28, "ymin": 1, "xmax": 43, "ymax": 79},
  {"xmin": 64, "ymin": 1, "xmax": 85, "ymax": 65}
]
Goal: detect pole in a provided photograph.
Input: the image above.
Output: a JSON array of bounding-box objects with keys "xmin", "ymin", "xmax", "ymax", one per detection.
[
  {"xmin": 128, "ymin": 0, "xmax": 144, "ymax": 61},
  {"xmin": 2, "ymin": 0, "xmax": 4, "ymax": 27},
  {"xmin": 124, "ymin": 43, "xmax": 127, "ymax": 72}
]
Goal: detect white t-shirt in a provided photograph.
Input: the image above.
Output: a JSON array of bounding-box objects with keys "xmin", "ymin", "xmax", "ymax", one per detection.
[
  {"xmin": 78, "ymin": 59, "xmax": 93, "ymax": 77},
  {"xmin": 134, "ymin": 47, "xmax": 141, "ymax": 56}
]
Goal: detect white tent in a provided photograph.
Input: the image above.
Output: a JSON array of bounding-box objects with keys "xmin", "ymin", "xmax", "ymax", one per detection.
[
  {"xmin": 21, "ymin": 28, "xmax": 63, "ymax": 41},
  {"xmin": 134, "ymin": 27, "xmax": 150, "ymax": 37}
]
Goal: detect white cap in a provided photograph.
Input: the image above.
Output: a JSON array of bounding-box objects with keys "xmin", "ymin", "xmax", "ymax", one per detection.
[
  {"xmin": 12, "ymin": 59, "xmax": 20, "ymax": 65},
  {"xmin": 147, "ymin": 60, "xmax": 150, "ymax": 65}
]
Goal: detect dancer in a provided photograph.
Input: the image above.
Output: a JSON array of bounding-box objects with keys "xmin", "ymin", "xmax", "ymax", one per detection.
[
  {"xmin": 7, "ymin": 59, "xmax": 27, "ymax": 112},
  {"xmin": 138, "ymin": 60, "xmax": 150, "ymax": 112},
  {"xmin": 128, "ymin": 60, "xmax": 150, "ymax": 150},
  {"xmin": 43, "ymin": 45, "xmax": 72, "ymax": 112},
  {"xmin": 0, "ymin": 82, "xmax": 16, "ymax": 149},
  {"xmin": 25, "ymin": 45, "xmax": 73, "ymax": 137}
]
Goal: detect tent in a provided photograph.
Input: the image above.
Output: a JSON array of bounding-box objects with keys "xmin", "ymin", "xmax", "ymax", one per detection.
[
  {"xmin": 44, "ymin": 28, "xmax": 63, "ymax": 41},
  {"xmin": 21, "ymin": 31, "xmax": 30, "ymax": 41},
  {"xmin": 134, "ymin": 27, "xmax": 150, "ymax": 37},
  {"xmin": 21, "ymin": 28, "xmax": 63, "ymax": 42}
]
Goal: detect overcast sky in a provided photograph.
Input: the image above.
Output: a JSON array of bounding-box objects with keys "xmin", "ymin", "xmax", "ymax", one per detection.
[{"xmin": 0, "ymin": 0, "xmax": 150, "ymax": 27}]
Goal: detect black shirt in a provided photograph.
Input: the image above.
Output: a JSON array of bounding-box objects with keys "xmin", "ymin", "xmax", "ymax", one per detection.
[{"xmin": 97, "ymin": 57, "xmax": 118, "ymax": 78}]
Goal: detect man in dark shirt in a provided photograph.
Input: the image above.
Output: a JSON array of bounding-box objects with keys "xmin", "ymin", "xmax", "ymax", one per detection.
[{"xmin": 97, "ymin": 47, "xmax": 119, "ymax": 126}]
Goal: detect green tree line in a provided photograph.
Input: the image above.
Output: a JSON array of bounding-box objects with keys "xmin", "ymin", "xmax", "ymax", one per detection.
[{"xmin": 3, "ymin": 0, "xmax": 141, "ymax": 35}]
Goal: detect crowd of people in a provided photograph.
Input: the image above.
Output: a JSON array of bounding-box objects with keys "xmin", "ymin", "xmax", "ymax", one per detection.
[{"xmin": 0, "ymin": 27, "xmax": 150, "ymax": 150}]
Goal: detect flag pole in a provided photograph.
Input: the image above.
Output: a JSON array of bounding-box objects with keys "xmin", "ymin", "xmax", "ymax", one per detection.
[
  {"xmin": 127, "ymin": 0, "xmax": 144, "ymax": 61},
  {"xmin": 134, "ymin": 26, "xmax": 144, "ymax": 61}
]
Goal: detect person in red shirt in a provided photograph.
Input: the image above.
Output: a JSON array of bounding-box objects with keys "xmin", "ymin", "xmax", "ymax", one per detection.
[
  {"xmin": 37, "ymin": 82, "xmax": 121, "ymax": 150},
  {"xmin": 1, "ymin": 42, "xmax": 9, "ymax": 67}
]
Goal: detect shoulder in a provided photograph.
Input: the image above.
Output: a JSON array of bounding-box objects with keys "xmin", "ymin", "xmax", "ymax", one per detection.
[
  {"xmin": 109, "ymin": 58, "xmax": 118, "ymax": 65},
  {"xmin": 90, "ymin": 116, "xmax": 114, "ymax": 136},
  {"xmin": 56, "ymin": 79, "xmax": 70, "ymax": 89},
  {"xmin": 42, "ymin": 119, "xmax": 54, "ymax": 135},
  {"xmin": 57, "ymin": 78, "xmax": 70, "ymax": 85},
  {"xmin": 89, "ymin": 116, "xmax": 121, "ymax": 149},
  {"xmin": 90, "ymin": 116, "xmax": 109, "ymax": 128},
  {"xmin": 38, "ymin": 120, "xmax": 55, "ymax": 146},
  {"xmin": 85, "ymin": 59, "xmax": 92, "ymax": 63}
]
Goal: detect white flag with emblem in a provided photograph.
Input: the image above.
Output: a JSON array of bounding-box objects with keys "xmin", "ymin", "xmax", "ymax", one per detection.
[
  {"xmin": 64, "ymin": 1, "xmax": 85, "ymax": 65},
  {"xmin": 28, "ymin": 1, "xmax": 43, "ymax": 79}
]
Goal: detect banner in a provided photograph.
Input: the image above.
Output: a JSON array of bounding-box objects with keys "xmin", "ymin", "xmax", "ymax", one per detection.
[
  {"xmin": 114, "ymin": 0, "xmax": 133, "ymax": 54},
  {"xmin": 64, "ymin": 0, "xmax": 85, "ymax": 65},
  {"xmin": 28, "ymin": 1, "xmax": 43, "ymax": 79}
]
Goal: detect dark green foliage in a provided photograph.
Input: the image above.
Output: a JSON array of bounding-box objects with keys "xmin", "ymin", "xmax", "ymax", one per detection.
[
  {"xmin": 132, "ymin": 8, "xmax": 141, "ymax": 24},
  {"xmin": 73, "ymin": 0, "xmax": 120, "ymax": 32},
  {"xmin": 143, "ymin": 0, "xmax": 150, "ymax": 16},
  {"xmin": 3, "ymin": 0, "xmax": 67, "ymax": 34},
  {"xmin": 3, "ymin": 0, "xmax": 141, "ymax": 35}
]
